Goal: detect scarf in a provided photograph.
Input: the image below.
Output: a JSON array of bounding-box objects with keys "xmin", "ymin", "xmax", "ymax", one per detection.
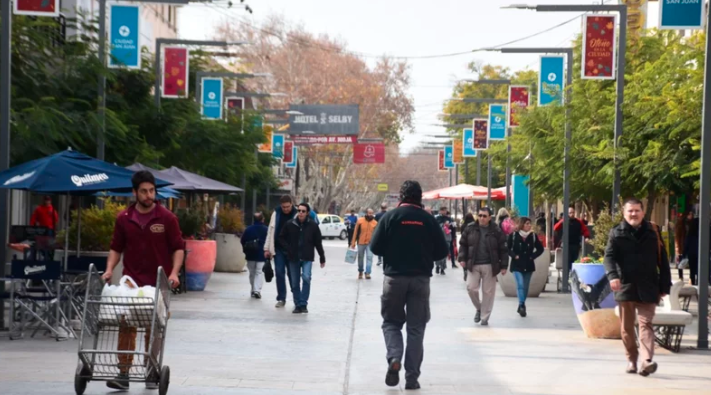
[{"xmin": 519, "ymin": 230, "xmax": 532, "ymax": 239}]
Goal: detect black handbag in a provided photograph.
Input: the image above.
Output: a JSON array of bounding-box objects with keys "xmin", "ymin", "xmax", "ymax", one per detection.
[{"xmin": 263, "ymin": 258, "xmax": 274, "ymax": 283}]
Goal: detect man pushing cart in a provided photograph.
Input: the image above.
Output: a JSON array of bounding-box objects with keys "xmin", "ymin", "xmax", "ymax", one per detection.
[{"xmin": 75, "ymin": 171, "xmax": 184, "ymax": 394}]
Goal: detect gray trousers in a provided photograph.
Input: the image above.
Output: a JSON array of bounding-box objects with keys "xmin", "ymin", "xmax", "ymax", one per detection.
[
  {"xmin": 466, "ymin": 264, "xmax": 497, "ymax": 321},
  {"xmin": 381, "ymin": 275, "xmax": 431, "ymax": 382}
]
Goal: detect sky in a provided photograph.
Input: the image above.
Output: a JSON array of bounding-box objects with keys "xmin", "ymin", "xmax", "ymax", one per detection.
[{"xmin": 178, "ymin": 1, "xmax": 659, "ymax": 154}]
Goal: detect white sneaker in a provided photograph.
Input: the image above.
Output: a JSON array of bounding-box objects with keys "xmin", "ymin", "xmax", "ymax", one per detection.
[{"xmin": 275, "ymin": 300, "xmax": 286, "ymax": 308}]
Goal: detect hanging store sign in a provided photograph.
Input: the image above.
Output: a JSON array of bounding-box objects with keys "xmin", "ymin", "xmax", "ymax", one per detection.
[
  {"xmin": 488, "ymin": 104, "xmax": 507, "ymax": 139},
  {"xmin": 272, "ymin": 134, "xmax": 285, "ymax": 159},
  {"xmin": 473, "ymin": 119, "xmax": 489, "ymax": 150},
  {"xmin": 353, "ymin": 143, "xmax": 386, "ymax": 164},
  {"xmin": 288, "ymin": 104, "xmax": 360, "ymax": 135},
  {"xmin": 162, "ymin": 47, "xmax": 189, "ymax": 98},
  {"xmin": 108, "ymin": 4, "xmax": 141, "ymax": 69},
  {"xmin": 539, "ymin": 56, "xmax": 565, "ymax": 106},
  {"xmin": 462, "ymin": 129, "xmax": 477, "ymax": 158},
  {"xmin": 291, "ymin": 135, "xmax": 356, "ymax": 145},
  {"xmin": 508, "ymin": 87, "xmax": 530, "ymax": 128},
  {"xmin": 283, "ymin": 141, "xmax": 294, "ymax": 164},
  {"xmin": 285, "ymin": 146, "xmax": 298, "ymax": 168},
  {"xmin": 444, "ymin": 146, "xmax": 454, "ymax": 169},
  {"xmin": 660, "ymin": 0, "xmax": 705, "ymax": 30},
  {"xmin": 582, "ymin": 15, "xmax": 617, "ymax": 80},
  {"xmin": 14, "ymin": 0, "xmax": 59, "ymax": 16},
  {"xmin": 200, "ymin": 78, "xmax": 223, "ymax": 120}
]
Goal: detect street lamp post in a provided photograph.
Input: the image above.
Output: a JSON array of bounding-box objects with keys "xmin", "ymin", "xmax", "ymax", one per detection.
[{"xmin": 0, "ymin": 0, "xmax": 10, "ymax": 329}]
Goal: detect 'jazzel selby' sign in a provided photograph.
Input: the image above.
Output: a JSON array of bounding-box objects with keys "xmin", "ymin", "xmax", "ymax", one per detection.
[
  {"xmin": 288, "ymin": 105, "xmax": 359, "ymax": 135},
  {"xmin": 582, "ymin": 15, "xmax": 617, "ymax": 80}
]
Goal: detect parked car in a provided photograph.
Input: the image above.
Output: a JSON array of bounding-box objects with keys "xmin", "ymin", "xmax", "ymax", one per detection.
[{"xmin": 318, "ymin": 214, "xmax": 348, "ymax": 240}]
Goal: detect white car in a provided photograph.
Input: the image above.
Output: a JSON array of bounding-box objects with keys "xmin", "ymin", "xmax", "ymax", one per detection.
[{"xmin": 318, "ymin": 214, "xmax": 348, "ymax": 240}]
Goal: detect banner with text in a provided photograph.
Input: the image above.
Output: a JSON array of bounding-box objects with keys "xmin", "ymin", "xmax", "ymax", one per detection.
[
  {"xmin": 272, "ymin": 134, "xmax": 285, "ymax": 159},
  {"xmin": 453, "ymin": 140, "xmax": 464, "ymax": 164},
  {"xmin": 354, "ymin": 143, "xmax": 386, "ymax": 164},
  {"xmin": 508, "ymin": 87, "xmax": 529, "ymax": 128},
  {"xmin": 539, "ymin": 56, "xmax": 564, "ymax": 106},
  {"xmin": 14, "ymin": 0, "xmax": 59, "ymax": 16},
  {"xmin": 162, "ymin": 47, "xmax": 189, "ymax": 98},
  {"xmin": 660, "ymin": 0, "xmax": 704, "ymax": 30},
  {"xmin": 473, "ymin": 119, "xmax": 489, "ymax": 150},
  {"xmin": 283, "ymin": 141, "xmax": 294, "ymax": 164},
  {"xmin": 463, "ymin": 129, "xmax": 477, "ymax": 157},
  {"xmin": 201, "ymin": 78, "xmax": 223, "ymax": 120},
  {"xmin": 292, "ymin": 135, "xmax": 356, "ymax": 145},
  {"xmin": 258, "ymin": 125, "xmax": 274, "ymax": 153},
  {"xmin": 108, "ymin": 4, "xmax": 140, "ymax": 69},
  {"xmin": 288, "ymin": 104, "xmax": 359, "ymax": 135},
  {"xmin": 438, "ymin": 150, "xmax": 447, "ymax": 172},
  {"xmin": 488, "ymin": 104, "xmax": 507, "ymax": 140},
  {"xmin": 444, "ymin": 146, "xmax": 454, "ymax": 169},
  {"xmin": 582, "ymin": 15, "xmax": 617, "ymax": 80}
]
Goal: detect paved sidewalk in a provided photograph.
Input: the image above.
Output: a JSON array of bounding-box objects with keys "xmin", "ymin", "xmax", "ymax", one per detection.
[{"xmin": 2, "ymin": 240, "xmax": 711, "ymax": 394}]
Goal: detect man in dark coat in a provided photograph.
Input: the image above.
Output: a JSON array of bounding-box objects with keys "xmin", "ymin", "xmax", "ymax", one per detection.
[
  {"xmin": 241, "ymin": 212, "xmax": 268, "ymax": 299},
  {"xmin": 603, "ymin": 198, "xmax": 671, "ymax": 377},
  {"xmin": 278, "ymin": 203, "xmax": 326, "ymax": 314},
  {"xmin": 458, "ymin": 206, "xmax": 508, "ymax": 326}
]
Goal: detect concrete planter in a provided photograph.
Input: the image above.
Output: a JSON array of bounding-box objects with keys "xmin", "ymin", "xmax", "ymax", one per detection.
[
  {"xmin": 498, "ymin": 248, "xmax": 551, "ymax": 298},
  {"xmin": 54, "ymin": 250, "xmax": 123, "ymax": 285},
  {"xmin": 570, "ymin": 263, "xmax": 621, "ymax": 339},
  {"xmin": 214, "ymin": 233, "xmax": 247, "ymax": 273},
  {"xmin": 184, "ymin": 239, "xmax": 217, "ymax": 291}
]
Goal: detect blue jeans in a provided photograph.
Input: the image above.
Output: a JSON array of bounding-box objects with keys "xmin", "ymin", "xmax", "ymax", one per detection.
[
  {"xmin": 288, "ymin": 261, "xmax": 313, "ymax": 308},
  {"xmin": 513, "ymin": 271, "xmax": 533, "ymax": 304},
  {"xmin": 274, "ymin": 250, "xmax": 292, "ymax": 302},
  {"xmin": 357, "ymin": 244, "xmax": 373, "ymax": 274}
]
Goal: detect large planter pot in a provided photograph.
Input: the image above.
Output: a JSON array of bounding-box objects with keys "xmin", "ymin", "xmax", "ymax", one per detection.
[
  {"xmin": 498, "ymin": 248, "xmax": 551, "ymax": 297},
  {"xmin": 214, "ymin": 233, "xmax": 247, "ymax": 273},
  {"xmin": 184, "ymin": 239, "xmax": 217, "ymax": 291},
  {"xmin": 571, "ymin": 263, "xmax": 621, "ymax": 339},
  {"xmin": 54, "ymin": 250, "xmax": 123, "ymax": 285}
]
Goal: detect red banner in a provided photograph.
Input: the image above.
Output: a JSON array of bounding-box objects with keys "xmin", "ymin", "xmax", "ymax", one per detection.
[
  {"xmin": 438, "ymin": 150, "xmax": 446, "ymax": 172},
  {"xmin": 508, "ymin": 86, "xmax": 530, "ymax": 128},
  {"xmin": 162, "ymin": 47, "xmax": 189, "ymax": 98},
  {"xmin": 292, "ymin": 135, "xmax": 356, "ymax": 145},
  {"xmin": 353, "ymin": 143, "xmax": 385, "ymax": 164},
  {"xmin": 473, "ymin": 119, "xmax": 489, "ymax": 150},
  {"xmin": 582, "ymin": 15, "xmax": 617, "ymax": 80},
  {"xmin": 283, "ymin": 141, "xmax": 294, "ymax": 164},
  {"xmin": 14, "ymin": 0, "xmax": 59, "ymax": 16},
  {"xmin": 226, "ymin": 97, "xmax": 245, "ymax": 117}
]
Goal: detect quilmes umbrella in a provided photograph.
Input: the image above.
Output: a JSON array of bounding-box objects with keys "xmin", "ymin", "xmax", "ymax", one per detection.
[{"xmin": 94, "ymin": 187, "xmax": 182, "ymax": 200}]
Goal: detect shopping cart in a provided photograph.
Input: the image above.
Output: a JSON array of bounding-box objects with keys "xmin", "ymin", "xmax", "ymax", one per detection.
[{"xmin": 74, "ymin": 264, "xmax": 172, "ymax": 395}]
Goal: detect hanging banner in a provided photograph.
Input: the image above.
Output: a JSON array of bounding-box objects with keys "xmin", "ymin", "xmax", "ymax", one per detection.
[
  {"xmin": 201, "ymin": 78, "xmax": 223, "ymax": 120},
  {"xmin": 438, "ymin": 150, "xmax": 447, "ymax": 172},
  {"xmin": 353, "ymin": 143, "xmax": 386, "ymax": 164},
  {"xmin": 473, "ymin": 119, "xmax": 489, "ymax": 150},
  {"xmin": 462, "ymin": 129, "xmax": 477, "ymax": 158},
  {"xmin": 508, "ymin": 87, "xmax": 530, "ymax": 128},
  {"xmin": 539, "ymin": 56, "xmax": 565, "ymax": 106},
  {"xmin": 452, "ymin": 140, "xmax": 464, "ymax": 164},
  {"xmin": 226, "ymin": 97, "xmax": 245, "ymax": 116},
  {"xmin": 108, "ymin": 4, "xmax": 141, "ymax": 69},
  {"xmin": 286, "ymin": 147, "xmax": 298, "ymax": 168},
  {"xmin": 14, "ymin": 0, "xmax": 59, "ymax": 16},
  {"xmin": 660, "ymin": 0, "xmax": 704, "ymax": 30},
  {"xmin": 258, "ymin": 125, "xmax": 274, "ymax": 153},
  {"xmin": 489, "ymin": 104, "xmax": 507, "ymax": 139},
  {"xmin": 291, "ymin": 135, "xmax": 356, "ymax": 145},
  {"xmin": 162, "ymin": 47, "xmax": 189, "ymax": 98},
  {"xmin": 272, "ymin": 134, "xmax": 285, "ymax": 159},
  {"xmin": 582, "ymin": 15, "xmax": 617, "ymax": 80},
  {"xmin": 444, "ymin": 146, "xmax": 454, "ymax": 169},
  {"xmin": 512, "ymin": 174, "xmax": 530, "ymax": 217},
  {"xmin": 283, "ymin": 141, "xmax": 294, "ymax": 164}
]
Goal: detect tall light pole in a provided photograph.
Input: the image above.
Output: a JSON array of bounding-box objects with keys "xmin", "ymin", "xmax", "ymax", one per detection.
[
  {"xmin": 0, "ymin": 0, "xmax": 11, "ymax": 330},
  {"xmin": 494, "ymin": 46, "xmax": 574, "ymax": 292},
  {"xmin": 504, "ymin": 3, "xmax": 628, "ymax": 212}
]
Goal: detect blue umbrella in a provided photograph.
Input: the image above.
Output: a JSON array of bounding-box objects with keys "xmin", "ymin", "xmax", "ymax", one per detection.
[
  {"xmin": 94, "ymin": 187, "xmax": 182, "ymax": 199},
  {"xmin": 0, "ymin": 149, "xmax": 172, "ymax": 194}
]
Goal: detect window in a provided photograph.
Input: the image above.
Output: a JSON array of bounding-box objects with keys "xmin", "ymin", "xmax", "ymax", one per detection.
[
  {"xmin": 321, "ymin": 217, "xmax": 331, "ymax": 224},
  {"xmin": 332, "ymin": 216, "xmax": 341, "ymax": 223}
]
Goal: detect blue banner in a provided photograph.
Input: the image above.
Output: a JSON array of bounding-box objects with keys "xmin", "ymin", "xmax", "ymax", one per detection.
[
  {"xmin": 272, "ymin": 134, "xmax": 285, "ymax": 159},
  {"xmin": 462, "ymin": 129, "xmax": 477, "ymax": 157},
  {"xmin": 109, "ymin": 4, "xmax": 140, "ymax": 69},
  {"xmin": 285, "ymin": 147, "xmax": 297, "ymax": 168},
  {"xmin": 660, "ymin": 0, "xmax": 704, "ymax": 30},
  {"xmin": 539, "ymin": 56, "xmax": 564, "ymax": 106},
  {"xmin": 488, "ymin": 105, "xmax": 507, "ymax": 140},
  {"xmin": 444, "ymin": 146, "xmax": 454, "ymax": 168},
  {"xmin": 201, "ymin": 78, "xmax": 223, "ymax": 120},
  {"xmin": 512, "ymin": 174, "xmax": 530, "ymax": 217}
]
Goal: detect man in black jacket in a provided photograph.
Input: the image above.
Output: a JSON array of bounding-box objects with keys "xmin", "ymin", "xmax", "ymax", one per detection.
[
  {"xmin": 278, "ymin": 203, "xmax": 326, "ymax": 314},
  {"xmin": 603, "ymin": 198, "xmax": 671, "ymax": 377},
  {"xmin": 370, "ymin": 180, "xmax": 449, "ymax": 391},
  {"xmin": 375, "ymin": 204, "xmax": 388, "ymax": 266}
]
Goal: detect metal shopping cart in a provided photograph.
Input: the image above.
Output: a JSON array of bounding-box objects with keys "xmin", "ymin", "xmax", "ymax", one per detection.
[{"xmin": 74, "ymin": 264, "xmax": 172, "ymax": 395}]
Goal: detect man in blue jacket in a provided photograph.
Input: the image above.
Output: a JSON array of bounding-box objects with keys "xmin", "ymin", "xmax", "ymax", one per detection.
[{"xmin": 242, "ymin": 212, "xmax": 268, "ymax": 299}]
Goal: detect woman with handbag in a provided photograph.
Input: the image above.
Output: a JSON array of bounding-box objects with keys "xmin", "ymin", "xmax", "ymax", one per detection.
[
  {"xmin": 508, "ymin": 217, "xmax": 544, "ymax": 317},
  {"xmin": 241, "ymin": 212, "xmax": 269, "ymax": 298}
]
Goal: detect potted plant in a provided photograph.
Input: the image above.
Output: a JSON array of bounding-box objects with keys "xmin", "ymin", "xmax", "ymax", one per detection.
[
  {"xmin": 55, "ymin": 201, "xmax": 126, "ymax": 284},
  {"xmin": 214, "ymin": 204, "xmax": 247, "ymax": 273},
  {"xmin": 569, "ymin": 209, "xmax": 623, "ymax": 339},
  {"xmin": 178, "ymin": 204, "xmax": 217, "ymax": 291}
]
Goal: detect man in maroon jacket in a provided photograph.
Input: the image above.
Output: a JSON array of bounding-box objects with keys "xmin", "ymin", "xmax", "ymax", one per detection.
[{"xmin": 102, "ymin": 171, "xmax": 185, "ymax": 391}]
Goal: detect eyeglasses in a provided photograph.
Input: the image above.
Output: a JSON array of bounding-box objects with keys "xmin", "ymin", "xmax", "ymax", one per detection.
[
  {"xmin": 478, "ymin": 215, "xmax": 489, "ymax": 218},
  {"xmin": 297, "ymin": 209, "xmax": 308, "ymax": 213}
]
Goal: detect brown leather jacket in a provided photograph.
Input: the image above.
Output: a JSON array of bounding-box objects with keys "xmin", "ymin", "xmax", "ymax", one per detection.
[{"xmin": 458, "ymin": 222, "xmax": 509, "ymax": 276}]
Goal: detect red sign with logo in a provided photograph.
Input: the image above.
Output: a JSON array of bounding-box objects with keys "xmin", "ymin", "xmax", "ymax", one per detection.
[
  {"xmin": 292, "ymin": 135, "xmax": 356, "ymax": 145},
  {"xmin": 353, "ymin": 143, "xmax": 385, "ymax": 164},
  {"xmin": 162, "ymin": 47, "xmax": 189, "ymax": 98},
  {"xmin": 14, "ymin": 0, "xmax": 59, "ymax": 16},
  {"xmin": 582, "ymin": 15, "xmax": 617, "ymax": 80},
  {"xmin": 283, "ymin": 141, "xmax": 294, "ymax": 164},
  {"xmin": 438, "ymin": 150, "xmax": 446, "ymax": 172},
  {"xmin": 508, "ymin": 86, "xmax": 530, "ymax": 128},
  {"xmin": 226, "ymin": 97, "xmax": 245, "ymax": 116}
]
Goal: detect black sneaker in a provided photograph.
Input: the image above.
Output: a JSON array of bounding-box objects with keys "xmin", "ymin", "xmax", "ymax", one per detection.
[
  {"xmin": 474, "ymin": 310, "xmax": 481, "ymax": 323},
  {"xmin": 385, "ymin": 358, "xmax": 401, "ymax": 387},
  {"xmin": 292, "ymin": 307, "xmax": 303, "ymax": 314},
  {"xmin": 435, "ymin": 266, "xmax": 440, "ymax": 274},
  {"xmin": 440, "ymin": 268, "xmax": 446, "ymax": 275},
  {"xmin": 520, "ymin": 304, "xmax": 527, "ymax": 318},
  {"xmin": 254, "ymin": 292, "xmax": 262, "ymax": 299},
  {"xmin": 107, "ymin": 373, "xmax": 130, "ymax": 390},
  {"xmin": 301, "ymin": 306, "xmax": 309, "ymax": 314},
  {"xmin": 405, "ymin": 380, "xmax": 421, "ymax": 390}
]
